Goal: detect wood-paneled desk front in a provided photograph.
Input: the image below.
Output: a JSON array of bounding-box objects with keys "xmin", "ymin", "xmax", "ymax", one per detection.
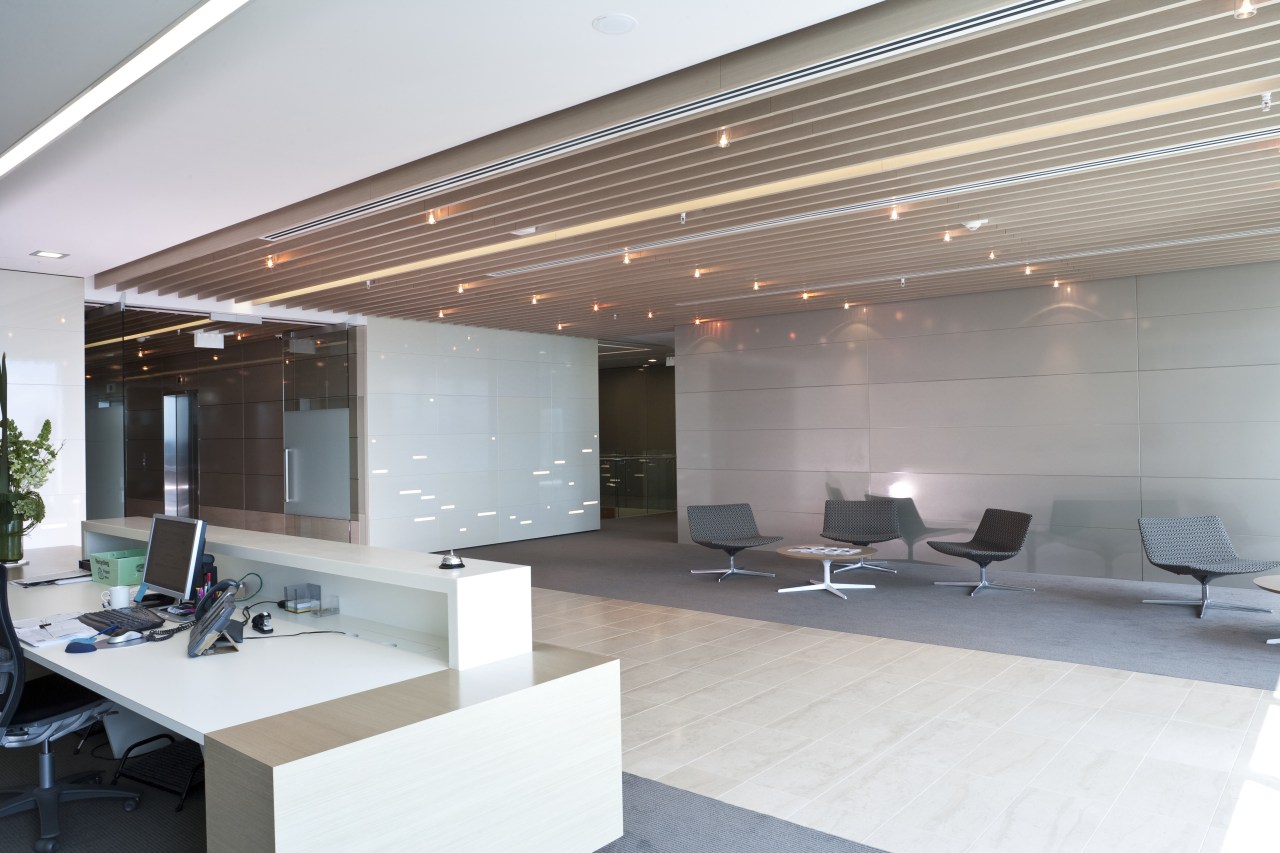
[{"xmin": 11, "ymin": 520, "xmax": 622, "ymax": 853}]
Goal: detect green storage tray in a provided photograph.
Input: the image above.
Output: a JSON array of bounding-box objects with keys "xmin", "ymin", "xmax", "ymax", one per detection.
[{"xmin": 90, "ymin": 548, "xmax": 147, "ymax": 586}]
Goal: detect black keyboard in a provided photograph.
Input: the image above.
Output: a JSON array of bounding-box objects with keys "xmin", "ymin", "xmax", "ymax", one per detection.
[{"xmin": 79, "ymin": 605, "xmax": 165, "ymax": 633}]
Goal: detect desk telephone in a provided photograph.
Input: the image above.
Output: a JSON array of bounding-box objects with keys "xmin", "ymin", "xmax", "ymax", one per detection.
[{"xmin": 187, "ymin": 579, "xmax": 241, "ymax": 657}]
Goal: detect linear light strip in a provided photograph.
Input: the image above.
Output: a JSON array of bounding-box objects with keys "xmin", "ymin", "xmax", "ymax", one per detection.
[
  {"xmin": 263, "ymin": 0, "xmax": 1083, "ymax": 241},
  {"xmin": 0, "ymin": 0, "xmax": 251, "ymax": 182},
  {"xmin": 84, "ymin": 319, "xmax": 212, "ymax": 349},
  {"xmin": 676, "ymin": 226, "xmax": 1280, "ymax": 306},
  {"xmin": 486, "ymin": 125, "xmax": 1280, "ymax": 278}
]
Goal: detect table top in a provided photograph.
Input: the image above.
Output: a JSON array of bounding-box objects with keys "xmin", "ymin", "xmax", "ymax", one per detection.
[
  {"xmin": 776, "ymin": 545, "xmax": 875, "ymax": 561},
  {"xmin": 10, "ymin": 546, "xmax": 447, "ymax": 743},
  {"xmin": 1255, "ymin": 575, "xmax": 1280, "ymax": 595}
]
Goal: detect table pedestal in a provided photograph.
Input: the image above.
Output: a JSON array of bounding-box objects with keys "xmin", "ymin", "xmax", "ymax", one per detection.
[{"xmin": 778, "ymin": 559, "xmax": 874, "ymax": 600}]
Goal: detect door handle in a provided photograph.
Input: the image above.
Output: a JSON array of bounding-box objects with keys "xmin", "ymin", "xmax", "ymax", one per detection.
[{"xmin": 284, "ymin": 448, "xmax": 296, "ymax": 503}]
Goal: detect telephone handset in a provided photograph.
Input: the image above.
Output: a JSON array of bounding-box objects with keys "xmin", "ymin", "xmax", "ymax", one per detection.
[{"xmin": 187, "ymin": 579, "xmax": 241, "ymax": 657}]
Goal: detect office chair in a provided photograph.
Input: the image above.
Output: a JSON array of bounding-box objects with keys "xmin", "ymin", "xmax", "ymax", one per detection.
[
  {"xmin": 929, "ymin": 508, "xmax": 1034, "ymax": 596},
  {"xmin": 687, "ymin": 504, "xmax": 782, "ymax": 581},
  {"xmin": 1138, "ymin": 516, "xmax": 1277, "ymax": 619},
  {"xmin": 821, "ymin": 499, "xmax": 903, "ymax": 574},
  {"xmin": 0, "ymin": 567, "xmax": 140, "ymax": 853}
]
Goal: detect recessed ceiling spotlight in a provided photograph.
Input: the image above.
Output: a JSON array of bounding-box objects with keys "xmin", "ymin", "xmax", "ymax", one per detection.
[
  {"xmin": 693, "ymin": 267, "xmax": 701, "ymax": 278},
  {"xmin": 457, "ymin": 283, "xmax": 465, "ymax": 293},
  {"xmin": 647, "ymin": 309, "xmax": 653, "ymax": 318},
  {"xmin": 557, "ymin": 322, "xmax": 564, "ymax": 331},
  {"xmin": 30, "ymin": 250, "xmax": 68, "ymax": 259},
  {"xmin": 694, "ymin": 316, "xmax": 702, "ymax": 325},
  {"xmin": 531, "ymin": 295, "xmax": 539, "ymax": 305},
  {"xmin": 1053, "ymin": 278, "xmax": 1061, "ymax": 288},
  {"xmin": 943, "ymin": 231, "xmax": 951, "ymax": 243},
  {"xmin": 844, "ymin": 301, "xmax": 851, "ymax": 310},
  {"xmin": 623, "ymin": 251, "xmax": 631, "ymax": 265},
  {"xmin": 592, "ymin": 13, "xmax": 637, "ymax": 34},
  {"xmin": 593, "ymin": 302, "xmax": 600, "ymax": 312},
  {"xmin": 438, "ymin": 309, "xmax": 445, "ymax": 318},
  {"xmin": 889, "ymin": 205, "xmax": 900, "ymax": 221},
  {"xmin": 427, "ymin": 210, "xmax": 437, "ymax": 225},
  {"xmin": 717, "ymin": 128, "xmax": 730, "ymax": 149},
  {"xmin": 264, "ymin": 255, "xmax": 275, "ymax": 269},
  {"xmin": 801, "ymin": 291, "xmax": 810, "ymax": 300},
  {"xmin": 1236, "ymin": 0, "xmax": 1257, "ymax": 20},
  {"xmin": 1025, "ymin": 264, "xmax": 1033, "ymax": 275},
  {"xmin": 988, "ymin": 249, "xmax": 997, "ymax": 260},
  {"xmin": 648, "ymin": 358, "xmax": 658, "ymax": 363}
]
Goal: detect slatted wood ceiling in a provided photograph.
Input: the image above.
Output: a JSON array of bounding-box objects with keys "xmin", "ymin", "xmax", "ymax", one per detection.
[{"xmin": 96, "ymin": 0, "xmax": 1280, "ymax": 340}]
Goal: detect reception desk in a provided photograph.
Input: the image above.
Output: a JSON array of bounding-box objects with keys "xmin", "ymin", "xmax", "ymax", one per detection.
[{"xmin": 13, "ymin": 520, "xmax": 622, "ymax": 852}]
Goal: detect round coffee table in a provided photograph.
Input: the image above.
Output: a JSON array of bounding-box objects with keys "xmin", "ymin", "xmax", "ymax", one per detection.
[
  {"xmin": 777, "ymin": 545, "xmax": 876, "ymax": 600},
  {"xmin": 1254, "ymin": 575, "xmax": 1280, "ymax": 644}
]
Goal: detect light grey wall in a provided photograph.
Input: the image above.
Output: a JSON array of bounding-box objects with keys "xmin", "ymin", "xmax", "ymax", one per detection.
[
  {"xmin": 0, "ymin": 268, "xmax": 86, "ymax": 548},
  {"xmin": 675, "ymin": 261, "xmax": 1280, "ymax": 587},
  {"xmin": 362, "ymin": 317, "xmax": 600, "ymax": 552}
]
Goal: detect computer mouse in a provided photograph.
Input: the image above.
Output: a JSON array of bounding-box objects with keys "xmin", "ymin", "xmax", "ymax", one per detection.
[{"xmin": 107, "ymin": 631, "xmax": 143, "ymax": 644}]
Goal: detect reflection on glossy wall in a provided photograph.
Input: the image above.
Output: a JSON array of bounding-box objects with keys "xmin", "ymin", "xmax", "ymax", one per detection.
[
  {"xmin": 675, "ymin": 260, "xmax": 1280, "ymax": 587},
  {"xmin": 362, "ymin": 317, "xmax": 600, "ymax": 552},
  {"xmin": 0, "ymin": 269, "xmax": 85, "ymax": 549}
]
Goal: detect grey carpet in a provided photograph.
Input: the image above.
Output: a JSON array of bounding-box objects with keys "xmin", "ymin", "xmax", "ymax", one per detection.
[
  {"xmin": 463, "ymin": 514, "xmax": 1280, "ymax": 691},
  {"xmin": 600, "ymin": 773, "xmax": 882, "ymax": 853}
]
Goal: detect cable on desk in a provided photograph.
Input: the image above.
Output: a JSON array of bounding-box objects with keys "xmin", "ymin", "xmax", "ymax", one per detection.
[
  {"xmin": 242, "ymin": 631, "xmax": 347, "ymax": 640},
  {"xmin": 233, "ymin": 571, "xmax": 264, "ymax": 602},
  {"xmin": 239, "ymin": 601, "xmax": 274, "ymax": 623}
]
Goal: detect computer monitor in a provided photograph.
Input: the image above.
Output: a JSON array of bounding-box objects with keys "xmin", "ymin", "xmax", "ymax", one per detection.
[{"xmin": 140, "ymin": 514, "xmax": 207, "ymax": 604}]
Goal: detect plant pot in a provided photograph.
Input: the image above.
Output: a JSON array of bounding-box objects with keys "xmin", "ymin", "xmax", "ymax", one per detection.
[{"xmin": 0, "ymin": 516, "xmax": 23, "ymax": 564}]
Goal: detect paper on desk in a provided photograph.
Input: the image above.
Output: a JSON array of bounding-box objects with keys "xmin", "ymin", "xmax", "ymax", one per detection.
[{"xmin": 14, "ymin": 613, "xmax": 94, "ymax": 647}]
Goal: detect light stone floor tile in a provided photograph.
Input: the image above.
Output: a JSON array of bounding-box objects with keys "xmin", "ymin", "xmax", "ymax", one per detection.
[
  {"xmin": 983, "ymin": 661, "xmax": 1069, "ymax": 697},
  {"xmin": 621, "ymin": 704, "xmax": 705, "ymax": 751},
  {"xmin": 878, "ymin": 679, "xmax": 974, "ymax": 717},
  {"xmin": 687, "ymin": 726, "xmax": 814, "ymax": 782},
  {"xmin": 1175, "ymin": 689, "xmax": 1263, "ymax": 731},
  {"xmin": 1082, "ymin": 806, "xmax": 1208, "ymax": 853},
  {"xmin": 939, "ymin": 688, "xmax": 1035, "ymax": 727},
  {"xmin": 717, "ymin": 780, "xmax": 810, "ymax": 821},
  {"xmin": 866, "ymin": 822, "xmax": 972, "ymax": 853},
  {"xmin": 666, "ymin": 677, "xmax": 769, "ymax": 716},
  {"xmin": 1042, "ymin": 671, "xmax": 1130, "ymax": 708},
  {"xmin": 1005, "ymin": 698, "xmax": 1099, "ymax": 741},
  {"xmin": 1115, "ymin": 757, "xmax": 1229, "ymax": 826},
  {"xmin": 1104, "ymin": 679, "xmax": 1193, "ymax": 718},
  {"xmin": 967, "ymin": 786, "xmax": 1109, "ymax": 853},
  {"xmin": 888, "ymin": 768, "xmax": 1023, "ymax": 845},
  {"xmin": 624, "ymin": 668, "xmax": 726, "ymax": 706},
  {"xmin": 656, "ymin": 765, "xmax": 739, "ymax": 798},
  {"xmin": 691, "ymin": 648, "xmax": 780, "ymax": 679},
  {"xmin": 620, "ymin": 635, "xmax": 704, "ymax": 662},
  {"xmin": 1147, "ymin": 720, "xmax": 1247, "ymax": 773},
  {"xmin": 734, "ymin": 655, "xmax": 821, "ymax": 687},
  {"xmin": 776, "ymin": 662, "xmax": 875, "ymax": 697},
  {"xmin": 766, "ymin": 694, "xmax": 877, "ymax": 734},
  {"xmin": 535, "ymin": 585, "xmax": 1265, "ymax": 853},
  {"xmin": 1030, "ymin": 742, "xmax": 1144, "ymax": 802},
  {"xmin": 718, "ymin": 686, "xmax": 821, "ymax": 727},
  {"xmin": 961, "ymin": 729, "xmax": 1066, "ymax": 784},
  {"xmin": 880, "ymin": 717, "xmax": 999, "ymax": 770},
  {"xmin": 1069, "ymin": 707, "xmax": 1169, "ymax": 757}
]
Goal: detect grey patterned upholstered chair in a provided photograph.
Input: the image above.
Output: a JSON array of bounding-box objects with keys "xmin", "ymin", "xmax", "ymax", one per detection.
[
  {"xmin": 687, "ymin": 504, "xmax": 782, "ymax": 582},
  {"xmin": 929, "ymin": 508, "xmax": 1034, "ymax": 596},
  {"xmin": 1138, "ymin": 516, "xmax": 1276, "ymax": 619},
  {"xmin": 822, "ymin": 499, "xmax": 902, "ymax": 574}
]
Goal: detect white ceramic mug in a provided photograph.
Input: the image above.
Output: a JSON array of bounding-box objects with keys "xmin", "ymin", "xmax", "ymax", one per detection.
[{"xmin": 104, "ymin": 585, "xmax": 132, "ymax": 609}]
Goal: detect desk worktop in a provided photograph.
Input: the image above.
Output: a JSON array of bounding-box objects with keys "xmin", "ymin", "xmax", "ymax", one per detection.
[{"xmin": 12, "ymin": 546, "xmax": 447, "ymax": 743}]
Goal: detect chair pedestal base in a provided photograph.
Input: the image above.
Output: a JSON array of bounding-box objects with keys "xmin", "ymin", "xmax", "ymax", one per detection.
[
  {"xmin": 832, "ymin": 558, "xmax": 897, "ymax": 575},
  {"xmin": 1143, "ymin": 578, "xmax": 1272, "ymax": 620},
  {"xmin": 0, "ymin": 743, "xmax": 140, "ymax": 852},
  {"xmin": 934, "ymin": 566, "xmax": 1034, "ymax": 596},
  {"xmin": 780, "ymin": 560, "xmax": 874, "ymax": 600},
  {"xmin": 1267, "ymin": 638, "xmax": 1280, "ymax": 645},
  {"xmin": 691, "ymin": 554, "xmax": 773, "ymax": 582}
]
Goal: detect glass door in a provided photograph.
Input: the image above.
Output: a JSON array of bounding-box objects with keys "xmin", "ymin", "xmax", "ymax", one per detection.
[{"xmin": 282, "ymin": 327, "xmax": 353, "ymax": 541}]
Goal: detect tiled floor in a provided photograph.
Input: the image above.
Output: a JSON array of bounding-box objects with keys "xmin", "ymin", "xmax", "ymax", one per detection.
[{"xmin": 533, "ymin": 588, "xmax": 1280, "ymax": 853}]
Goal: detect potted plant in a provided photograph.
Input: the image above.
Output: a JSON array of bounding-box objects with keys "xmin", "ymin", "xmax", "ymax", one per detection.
[{"xmin": 0, "ymin": 354, "xmax": 63, "ymax": 565}]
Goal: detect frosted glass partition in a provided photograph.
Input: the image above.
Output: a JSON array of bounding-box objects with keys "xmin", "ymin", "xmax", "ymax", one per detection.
[
  {"xmin": 362, "ymin": 317, "xmax": 600, "ymax": 551},
  {"xmin": 675, "ymin": 261, "xmax": 1280, "ymax": 587},
  {"xmin": 0, "ymin": 269, "xmax": 85, "ymax": 549}
]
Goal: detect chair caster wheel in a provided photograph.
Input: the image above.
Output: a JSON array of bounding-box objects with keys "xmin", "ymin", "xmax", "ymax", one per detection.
[
  {"xmin": 34, "ymin": 838, "xmax": 57, "ymax": 853},
  {"xmin": 123, "ymin": 798, "xmax": 139, "ymax": 812}
]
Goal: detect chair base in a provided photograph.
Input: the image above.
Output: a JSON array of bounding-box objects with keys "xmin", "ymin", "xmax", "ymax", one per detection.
[
  {"xmin": 933, "ymin": 566, "xmax": 1033, "ymax": 596},
  {"xmin": 690, "ymin": 554, "xmax": 773, "ymax": 582},
  {"xmin": 1142, "ymin": 598, "xmax": 1272, "ymax": 620},
  {"xmin": 832, "ymin": 558, "xmax": 897, "ymax": 575},
  {"xmin": 1267, "ymin": 638, "xmax": 1280, "ymax": 645},
  {"xmin": 1143, "ymin": 576, "xmax": 1272, "ymax": 619},
  {"xmin": 0, "ymin": 742, "xmax": 140, "ymax": 852}
]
